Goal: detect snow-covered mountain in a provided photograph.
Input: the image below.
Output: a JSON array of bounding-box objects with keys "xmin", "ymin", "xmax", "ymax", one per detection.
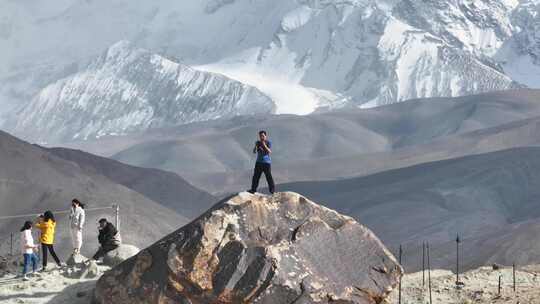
[
  {"xmin": 10, "ymin": 41, "xmax": 275, "ymax": 143},
  {"xmin": 3, "ymin": 0, "xmax": 540, "ymax": 142},
  {"xmin": 498, "ymin": 0, "xmax": 540, "ymax": 87}
]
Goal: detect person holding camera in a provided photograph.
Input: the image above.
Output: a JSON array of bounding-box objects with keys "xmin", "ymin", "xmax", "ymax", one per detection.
[
  {"xmin": 248, "ymin": 130, "xmax": 275, "ymax": 194},
  {"xmin": 92, "ymin": 218, "xmax": 121, "ymax": 261}
]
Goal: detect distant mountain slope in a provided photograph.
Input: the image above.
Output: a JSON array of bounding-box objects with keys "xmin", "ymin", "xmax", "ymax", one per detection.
[
  {"xmin": 45, "ymin": 147, "xmax": 216, "ymax": 219},
  {"xmin": 193, "ymin": 110, "xmax": 540, "ymax": 194},
  {"xmin": 59, "ymin": 89, "xmax": 540, "ymax": 193},
  {"xmin": 278, "ymin": 148, "xmax": 540, "ymax": 271},
  {"xmin": 10, "ymin": 41, "xmax": 275, "ymax": 143},
  {"xmin": 0, "ymin": 130, "xmax": 187, "ymax": 258}
]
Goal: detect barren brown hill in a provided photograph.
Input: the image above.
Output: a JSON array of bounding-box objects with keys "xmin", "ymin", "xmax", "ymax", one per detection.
[{"xmin": 0, "ymin": 130, "xmax": 188, "ymax": 258}]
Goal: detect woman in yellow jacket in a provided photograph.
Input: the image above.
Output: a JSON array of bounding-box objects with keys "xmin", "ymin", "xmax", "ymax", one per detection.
[{"xmin": 35, "ymin": 211, "xmax": 62, "ymax": 270}]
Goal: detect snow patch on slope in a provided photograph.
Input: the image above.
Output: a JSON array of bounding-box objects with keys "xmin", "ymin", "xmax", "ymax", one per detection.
[
  {"xmin": 281, "ymin": 6, "xmax": 314, "ymax": 32},
  {"xmin": 196, "ymin": 46, "xmax": 344, "ymax": 115},
  {"xmin": 501, "ymin": 50, "xmax": 540, "ymax": 87}
]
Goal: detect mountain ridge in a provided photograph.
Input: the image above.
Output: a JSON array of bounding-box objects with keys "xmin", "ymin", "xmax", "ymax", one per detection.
[
  {"xmin": 279, "ymin": 147, "xmax": 540, "ymax": 271},
  {"xmin": 53, "ymin": 89, "xmax": 540, "ymax": 193},
  {"xmin": 44, "ymin": 145, "xmax": 216, "ymax": 219},
  {"xmin": 9, "ymin": 41, "xmax": 275, "ymax": 143},
  {"xmin": 0, "ymin": 129, "xmax": 191, "ymax": 258},
  {"xmin": 4, "ymin": 0, "xmax": 540, "ymax": 144}
]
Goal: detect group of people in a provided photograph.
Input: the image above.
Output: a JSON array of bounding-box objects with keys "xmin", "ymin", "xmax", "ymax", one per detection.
[
  {"xmin": 16, "ymin": 130, "xmax": 274, "ymax": 280},
  {"xmin": 19, "ymin": 199, "xmax": 120, "ymax": 280}
]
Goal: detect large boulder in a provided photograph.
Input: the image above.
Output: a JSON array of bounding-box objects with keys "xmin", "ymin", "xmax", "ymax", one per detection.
[
  {"xmin": 103, "ymin": 244, "xmax": 140, "ymax": 267},
  {"xmin": 94, "ymin": 192, "xmax": 402, "ymax": 303}
]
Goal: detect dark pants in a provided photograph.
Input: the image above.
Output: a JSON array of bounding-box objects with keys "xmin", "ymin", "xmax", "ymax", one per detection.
[
  {"xmin": 22, "ymin": 253, "xmax": 39, "ymax": 274},
  {"xmin": 250, "ymin": 162, "xmax": 275, "ymax": 193},
  {"xmin": 41, "ymin": 243, "xmax": 61, "ymax": 268},
  {"xmin": 93, "ymin": 244, "xmax": 119, "ymax": 260}
]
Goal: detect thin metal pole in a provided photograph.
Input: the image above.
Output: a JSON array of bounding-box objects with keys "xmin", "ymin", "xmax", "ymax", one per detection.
[
  {"xmin": 456, "ymin": 234, "xmax": 461, "ymax": 285},
  {"xmin": 115, "ymin": 204, "xmax": 120, "ymax": 233},
  {"xmin": 513, "ymin": 263, "xmax": 516, "ymax": 292},
  {"xmin": 422, "ymin": 241, "xmax": 426, "ymax": 287},
  {"xmin": 398, "ymin": 245, "xmax": 402, "ymax": 304},
  {"xmin": 498, "ymin": 275, "xmax": 502, "ymax": 296},
  {"xmin": 427, "ymin": 242, "xmax": 432, "ymax": 304}
]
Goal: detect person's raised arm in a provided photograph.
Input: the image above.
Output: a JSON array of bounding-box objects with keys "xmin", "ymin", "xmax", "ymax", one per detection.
[
  {"xmin": 34, "ymin": 216, "xmax": 43, "ymax": 228},
  {"xmin": 260, "ymin": 140, "xmax": 272, "ymax": 154},
  {"xmin": 78, "ymin": 210, "xmax": 85, "ymax": 230},
  {"xmin": 253, "ymin": 141, "xmax": 259, "ymax": 154}
]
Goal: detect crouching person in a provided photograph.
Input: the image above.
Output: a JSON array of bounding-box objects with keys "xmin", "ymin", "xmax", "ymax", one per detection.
[{"xmin": 92, "ymin": 218, "xmax": 120, "ymax": 261}]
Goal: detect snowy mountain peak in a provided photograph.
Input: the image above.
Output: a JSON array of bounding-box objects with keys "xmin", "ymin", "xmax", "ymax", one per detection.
[
  {"xmin": 3, "ymin": 0, "xmax": 540, "ymax": 143},
  {"xmin": 10, "ymin": 41, "xmax": 275, "ymax": 143},
  {"xmin": 103, "ymin": 40, "xmax": 139, "ymax": 61}
]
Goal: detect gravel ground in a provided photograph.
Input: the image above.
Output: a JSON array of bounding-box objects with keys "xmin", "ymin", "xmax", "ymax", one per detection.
[
  {"xmin": 387, "ymin": 265, "xmax": 540, "ymax": 304},
  {"xmin": 0, "ymin": 258, "xmax": 109, "ymax": 304}
]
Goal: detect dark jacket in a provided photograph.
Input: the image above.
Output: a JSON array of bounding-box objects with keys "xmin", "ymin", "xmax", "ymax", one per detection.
[{"xmin": 98, "ymin": 222, "xmax": 118, "ymax": 246}]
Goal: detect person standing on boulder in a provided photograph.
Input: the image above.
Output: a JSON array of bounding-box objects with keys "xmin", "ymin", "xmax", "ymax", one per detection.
[
  {"xmin": 35, "ymin": 211, "xmax": 63, "ymax": 271},
  {"xmin": 20, "ymin": 221, "xmax": 39, "ymax": 280},
  {"xmin": 248, "ymin": 130, "xmax": 275, "ymax": 194},
  {"xmin": 92, "ymin": 218, "xmax": 121, "ymax": 261},
  {"xmin": 69, "ymin": 199, "xmax": 86, "ymax": 255}
]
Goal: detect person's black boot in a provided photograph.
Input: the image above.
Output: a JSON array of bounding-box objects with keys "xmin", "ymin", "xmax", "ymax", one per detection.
[{"xmin": 247, "ymin": 189, "xmax": 256, "ymax": 194}]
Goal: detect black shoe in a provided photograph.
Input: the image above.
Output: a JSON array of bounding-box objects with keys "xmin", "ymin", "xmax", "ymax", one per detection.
[{"xmin": 247, "ymin": 189, "xmax": 256, "ymax": 194}]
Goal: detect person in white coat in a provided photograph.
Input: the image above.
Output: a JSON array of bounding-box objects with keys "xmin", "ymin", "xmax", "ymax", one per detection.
[
  {"xmin": 20, "ymin": 221, "xmax": 39, "ymax": 280},
  {"xmin": 69, "ymin": 199, "xmax": 86, "ymax": 255}
]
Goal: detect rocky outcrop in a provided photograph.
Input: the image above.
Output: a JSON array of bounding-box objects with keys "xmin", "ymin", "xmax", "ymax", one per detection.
[
  {"xmin": 0, "ymin": 255, "xmax": 17, "ymax": 278},
  {"xmin": 94, "ymin": 192, "xmax": 401, "ymax": 304},
  {"xmin": 103, "ymin": 244, "xmax": 140, "ymax": 267},
  {"xmin": 65, "ymin": 254, "xmax": 101, "ymax": 279},
  {"xmin": 66, "ymin": 253, "xmax": 87, "ymax": 267}
]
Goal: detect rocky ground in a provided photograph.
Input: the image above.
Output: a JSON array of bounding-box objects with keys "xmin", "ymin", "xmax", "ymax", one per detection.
[
  {"xmin": 0, "ymin": 264, "xmax": 108, "ymax": 304},
  {"xmin": 387, "ymin": 265, "xmax": 540, "ymax": 304},
  {"xmin": 0, "ymin": 246, "xmax": 137, "ymax": 304},
  {"xmin": 3, "ymin": 257, "xmax": 540, "ymax": 304}
]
